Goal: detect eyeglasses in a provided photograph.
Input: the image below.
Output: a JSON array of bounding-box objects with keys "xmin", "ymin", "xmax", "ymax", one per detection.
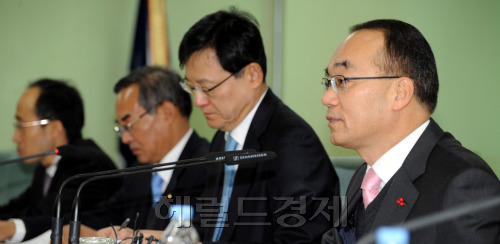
[
  {"xmin": 14, "ymin": 119, "xmax": 50, "ymax": 130},
  {"xmin": 180, "ymin": 65, "xmax": 248, "ymax": 97},
  {"xmin": 180, "ymin": 72, "xmax": 234, "ymax": 97},
  {"xmin": 113, "ymin": 110, "xmax": 150, "ymax": 137},
  {"xmin": 321, "ymin": 75, "xmax": 401, "ymax": 93}
]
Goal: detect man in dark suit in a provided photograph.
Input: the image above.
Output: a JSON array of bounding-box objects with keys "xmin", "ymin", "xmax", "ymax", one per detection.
[
  {"xmin": 73, "ymin": 66, "xmax": 210, "ymax": 239},
  {"xmin": 320, "ymin": 19, "xmax": 500, "ymax": 243},
  {"xmin": 0, "ymin": 79, "xmax": 121, "ymax": 242},
  {"xmin": 177, "ymin": 8, "xmax": 339, "ymax": 243}
]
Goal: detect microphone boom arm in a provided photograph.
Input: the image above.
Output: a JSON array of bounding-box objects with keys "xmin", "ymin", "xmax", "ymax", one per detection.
[{"xmin": 64, "ymin": 149, "xmax": 273, "ymax": 244}]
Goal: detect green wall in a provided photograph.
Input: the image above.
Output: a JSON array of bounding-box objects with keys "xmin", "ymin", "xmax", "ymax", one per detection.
[
  {"xmin": 0, "ymin": 0, "xmax": 137, "ymax": 166},
  {"xmin": 1, "ymin": 0, "xmax": 499, "ymax": 176},
  {"xmin": 280, "ymin": 0, "xmax": 500, "ymax": 176}
]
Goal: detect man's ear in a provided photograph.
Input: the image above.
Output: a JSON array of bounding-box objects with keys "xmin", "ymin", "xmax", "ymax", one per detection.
[
  {"xmin": 392, "ymin": 77, "xmax": 414, "ymax": 111},
  {"xmin": 245, "ymin": 62, "xmax": 264, "ymax": 89},
  {"xmin": 48, "ymin": 120, "xmax": 66, "ymax": 141},
  {"xmin": 156, "ymin": 101, "xmax": 176, "ymax": 124}
]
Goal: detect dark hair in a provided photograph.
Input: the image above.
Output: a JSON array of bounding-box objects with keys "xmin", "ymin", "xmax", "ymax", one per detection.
[
  {"xmin": 114, "ymin": 66, "xmax": 192, "ymax": 118},
  {"xmin": 179, "ymin": 7, "xmax": 267, "ymax": 80},
  {"xmin": 351, "ymin": 19, "xmax": 439, "ymax": 113},
  {"xmin": 29, "ymin": 79, "xmax": 84, "ymax": 144}
]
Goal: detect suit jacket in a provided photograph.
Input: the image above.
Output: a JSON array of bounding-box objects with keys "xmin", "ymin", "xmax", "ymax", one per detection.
[
  {"xmin": 0, "ymin": 139, "xmax": 122, "ymax": 241},
  {"xmin": 81, "ymin": 131, "xmax": 210, "ymax": 231},
  {"xmin": 326, "ymin": 119, "xmax": 500, "ymax": 244},
  {"xmin": 198, "ymin": 90, "xmax": 340, "ymax": 244}
]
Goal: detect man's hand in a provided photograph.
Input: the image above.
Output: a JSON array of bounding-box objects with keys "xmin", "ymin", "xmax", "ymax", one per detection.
[
  {"xmin": 97, "ymin": 226, "xmax": 133, "ymax": 243},
  {"xmin": 97, "ymin": 227, "xmax": 164, "ymax": 244},
  {"xmin": 0, "ymin": 220, "xmax": 16, "ymax": 241}
]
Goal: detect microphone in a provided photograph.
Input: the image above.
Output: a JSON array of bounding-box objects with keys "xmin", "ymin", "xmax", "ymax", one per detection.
[
  {"xmin": 0, "ymin": 144, "xmax": 84, "ymax": 244},
  {"xmin": 0, "ymin": 148, "xmax": 59, "ymax": 166},
  {"xmin": 50, "ymin": 149, "xmax": 273, "ymax": 244},
  {"xmin": 50, "ymin": 148, "xmax": 225, "ymax": 244},
  {"xmin": 206, "ymin": 150, "xmax": 276, "ymax": 165},
  {"xmin": 67, "ymin": 150, "xmax": 276, "ymax": 244},
  {"xmin": 0, "ymin": 144, "xmax": 80, "ymax": 167},
  {"xmin": 356, "ymin": 194, "xmax": 500, "ymax": 244}
]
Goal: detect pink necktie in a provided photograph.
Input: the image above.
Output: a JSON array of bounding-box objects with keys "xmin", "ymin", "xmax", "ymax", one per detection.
[{"xmin": 361, "ymin": 168, "xmax": 382, "ymax": 209}]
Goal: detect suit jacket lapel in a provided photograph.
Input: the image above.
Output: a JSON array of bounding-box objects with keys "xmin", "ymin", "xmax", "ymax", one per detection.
[
  {"xmin": 343, "ymin": 164, "xmax": 365, "ymax": 228},
  {"xmin": 219, "ymin": 90, "xmax": 277, "ymax": 240},
  {"xmin": 179, "ymin": 131, "xmax": 205, "ymax": 160},
  {"xmin": 165, "ymin": 132, "xmax": 201, "ymax": 194},
  {"xmin": 201, "ymin": 131, "xmax": 225, "ymax": 241},
  {"xmin": 371, "ymin": 170, "xmax": 419, "ymax": 229},
  {"xmin": 249, "ymin": 89, "xmax": 277, "ymax": 139},
  {"xmin": 371, "ymin": 118, "xmax": 443, "ymax": 229},
  {"xmin": 341, "ymin": 163, "xmax": 365, "ymax": 227},
  {"xmin": 32, "ymin": 164, "xmax": 46, "ymax": 202},
  {"xmin": 207, "ymin": 131, "xmax": 225, "ymax": 199},
  {"xmin": 346, "ymin": 164, "xmax": 366, "ymax": 198}
]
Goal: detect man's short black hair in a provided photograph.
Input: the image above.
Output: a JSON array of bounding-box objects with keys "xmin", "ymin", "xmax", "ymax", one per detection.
[
  {"xmin": 114, "ymin": 66, "xmax": 192, "ymax": 118},
  {"xmin": 351, "ymin": 19, "xmax": 439, "ymax": 113},
  {"xmin": 179, "ymin": 7, "xmax": 267, "ymax": 80},
  {"xmin": 29, "ymin": 79, "xmax": 84, "ymax": 144}
]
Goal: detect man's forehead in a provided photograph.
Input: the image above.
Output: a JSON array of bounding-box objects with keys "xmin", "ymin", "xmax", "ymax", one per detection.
[
  {"xmin": 184, "ymin": 48, "xmax": 226, "ymax": 82},
  {"xmin": 328, "ymin": 29, "xmax": 384, "ymax": 74},
  {"xmin": 116, "ymin": 85, "xmax": 143, "ymax": 121},
  {"xmin": 341, "ymin": 29, "xmax": 385, "ymax": 56},
  {"xmin": 20, "ymin": 87, "xmax": 41, "ymax": 104},
  {"xmin": 116, "ymin": 84, "xmax": 138, "ymax": 100},
  {"xmin": 16, "ymin": 87, "xmax": 40, "ymax": 119}
]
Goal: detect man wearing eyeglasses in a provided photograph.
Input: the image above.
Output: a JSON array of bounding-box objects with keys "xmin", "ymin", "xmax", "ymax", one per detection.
[
  {"xmin": 0, "ymin": 79, "xmax": 121, "ymax": 242},
  {"xmin": 321, "ymin": 19, "xmax": 500, "ymax": 244},
  {"xmin": 63, "ymin": 66, "xmax": 210, "ymax": 240},
  {"xmin": 175, "ymin": 8, "xmax": 339, "ymax": 243}
]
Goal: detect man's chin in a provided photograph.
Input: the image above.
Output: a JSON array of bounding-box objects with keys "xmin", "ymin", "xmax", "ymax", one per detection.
[
  {"xmin": 330, "ymin": 134, "xmax": 345, "ymax": 147},
  {"xmin": 136, "ymin": 156, "xmax": 147, "ymax": 164},
  {"xmin": 206, "ymin": 120, "xmax": 224, "ymax": 130},
  {"xmin": 139, "ymin": 160, "xmax": 155, "ymax": 165},
  {"xmin": 136, "ymin": 156, "xmax": 155, "ymax": 165},
  {"xmin": 23, "ymin": 157, "xmax": 41, "ymax": 164}
]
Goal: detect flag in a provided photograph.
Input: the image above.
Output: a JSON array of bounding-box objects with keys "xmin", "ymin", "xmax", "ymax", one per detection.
[
  {"xmin": 121, "ymin": 0, "xmax": 170, "ymax": 167},
  {"xmin": 130, "ymin": 0, "xmax": 169, "ymax": 69}
]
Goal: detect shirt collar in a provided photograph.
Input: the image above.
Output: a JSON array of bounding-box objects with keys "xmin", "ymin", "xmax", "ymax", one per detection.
[
  {"xmin": 45, "ymin": 155, "xmax": 61, "ymax": 177},
  {"xmin": 225, "ymin": 88, "xmax": 268, "ymax": 150},
  {"xmin": 156, "ymin": 128, "xmax": 193, "ymax": 180},
  {"xmin": 369, "ymin": 120, "xmax": 430, "ymax": 189}
]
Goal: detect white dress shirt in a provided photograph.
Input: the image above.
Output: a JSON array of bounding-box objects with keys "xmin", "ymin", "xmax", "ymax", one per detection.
[
  {"xmin": 225, "ymin": 88, "xmax": 268, "ymax": 171},
  {"xmin": 155, "ymin": 128, "xmax": 194, "ymax": 193},
  {"xmin": 366, "ymin": 120, "xmax": 430, "ymax": 191}
]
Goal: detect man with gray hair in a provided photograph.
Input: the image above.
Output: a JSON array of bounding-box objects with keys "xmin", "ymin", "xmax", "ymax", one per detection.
[{"xmin": 66, "ymin": 66, "xmax": 210, "ymax": 239}]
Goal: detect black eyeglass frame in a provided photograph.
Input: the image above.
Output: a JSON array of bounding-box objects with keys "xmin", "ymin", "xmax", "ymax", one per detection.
[
  {"xmin": 179, "ymin": 65, "xmax": 248, "ymax": 97},
  {"xmin": 113, "ymin": 105, "xmax": 158, "ymax": 137},
  {"xmin": 321, "ymin": 75, "xmax": 402, "ymax": 93},
  {"xmin": 180, "ymin": 72, "xmax": 234, "ymax": 97}
]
